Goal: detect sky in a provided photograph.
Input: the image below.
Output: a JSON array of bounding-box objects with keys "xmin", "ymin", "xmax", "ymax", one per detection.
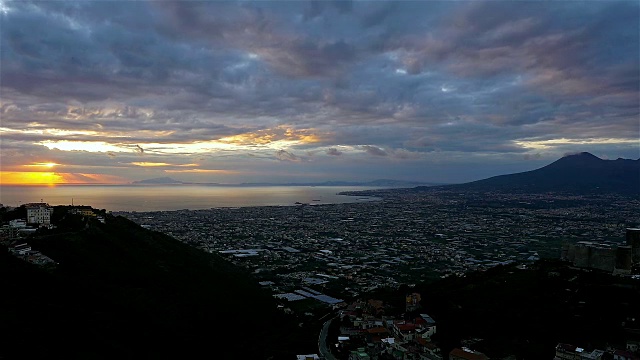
[{"xmin": 1, "ymin": 0, "xmax": 638, "ymax": 185}]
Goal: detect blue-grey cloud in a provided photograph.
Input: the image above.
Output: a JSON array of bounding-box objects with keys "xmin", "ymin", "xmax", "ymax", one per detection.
[
  {"xmin": 360, "ymin": 145, "xmax": 388, "ymax": 157},
  {"xmin": 1, "ymin": 0, "xmax": 637, "ymax": 183},
  {"xmin": 275, "ymin": 149, "xmax": 301, "ymax": 162}
]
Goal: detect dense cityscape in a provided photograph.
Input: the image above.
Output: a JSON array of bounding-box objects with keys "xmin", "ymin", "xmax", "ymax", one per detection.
[{"xmin": 116, "ymin": 189, "xmax": 639, "ymax": 291}]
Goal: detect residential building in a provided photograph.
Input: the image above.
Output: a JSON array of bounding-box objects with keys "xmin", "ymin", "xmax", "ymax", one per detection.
[
  {"xmin": 555, "ymin": 343, "xmax": 608, "ymax": 360},
  {"xmin": 417, "ymin": 314, "xmax": 437, "ymax": 340},
  {"xmin": 70, "ymin": 206, "xmax": 96, "ymax": 217},
  {"xmin": 392, "ymin": 321, "xmax": 417, "ymax": 341},
  {"xmin": 9, "ymin": 219, "xmax": 27, "ymax": 228},
  {"xmin": 26, "ymin": 203, "xmax": 52, "ymax": 225}
]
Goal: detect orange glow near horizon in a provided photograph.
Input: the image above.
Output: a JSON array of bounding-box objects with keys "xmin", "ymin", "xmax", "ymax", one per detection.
[
  {"xmin": 0, "ymin": 171, "xmax": 129, "ymax": 185},
  {"xmin": 1, "ymin": 171, "xmax": 64, "ymax": 185}
]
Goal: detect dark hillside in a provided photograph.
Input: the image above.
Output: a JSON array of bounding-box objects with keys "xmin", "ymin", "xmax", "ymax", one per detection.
[
  {"xmin": 0, "ymin": 215, "xmax": 311, "ymax": 359},
  {"xmin": 415, "ymin": 261, "xmax": 640, "ymax": 359}
]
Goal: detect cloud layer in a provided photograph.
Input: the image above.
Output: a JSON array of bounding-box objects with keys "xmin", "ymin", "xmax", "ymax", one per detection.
[{"xmin": 1, "ymin": 1, "xmax": 638, "ymax": 184}]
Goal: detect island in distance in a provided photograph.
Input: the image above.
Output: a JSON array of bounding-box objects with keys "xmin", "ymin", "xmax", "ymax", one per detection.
[{"xmin": 131, "ymin": 176, "xmax": 190, "ymax": 184}]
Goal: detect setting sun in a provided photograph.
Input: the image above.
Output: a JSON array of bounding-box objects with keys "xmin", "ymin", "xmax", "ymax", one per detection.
[{"xmin": 25, "ymin": 162, "xmax": 60, "ymax": 168}]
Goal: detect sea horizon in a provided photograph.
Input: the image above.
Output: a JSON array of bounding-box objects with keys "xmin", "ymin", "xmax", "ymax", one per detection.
[{"xmin": 0, "ymin": 184, "xmax": 386, "ymax": 212}]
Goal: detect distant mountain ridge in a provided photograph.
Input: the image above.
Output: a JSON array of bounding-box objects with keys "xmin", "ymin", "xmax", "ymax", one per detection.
[
  {"xmin": 248, "ymin": 179, "xmax": 439, "ymax": 187},
  {"xmin": 436, "ymin": 152, "xmax": 639, "ymax": 194},
  {"xmin": 132, "ymin": 177, "xmax": 439, "ymax": 187},
  {"xmin": 132, "ymin": 177, "xmax": 185, "ymax": 184}
]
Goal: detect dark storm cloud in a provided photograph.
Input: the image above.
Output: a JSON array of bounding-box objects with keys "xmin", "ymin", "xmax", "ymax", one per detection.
[
  {"xmin": 2, "ymin": 1, "xmax": 267, "ymax": 106},
  {"xmin": 399, "ymin": 2, "xmax": 639, "ymax": 100},
  {"xmin": 151, "ymin": 1, "xmax": 362, "ymax": 78},
  {"xmin": 1, "ymin": 0, "xmax": 638, "ymax": 183}
]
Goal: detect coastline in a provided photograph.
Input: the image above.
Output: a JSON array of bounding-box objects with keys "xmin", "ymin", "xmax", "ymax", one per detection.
[{"xmin": 0, "ymin": 184, "xmax": 384, "ymax": 212}]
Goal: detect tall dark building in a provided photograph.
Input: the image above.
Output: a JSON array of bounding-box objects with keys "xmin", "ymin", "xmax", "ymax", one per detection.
[
  {"xmin": 627, "ymin": 228, "xmax": 640, "ymax": 264},
  {"xmin": 616, "ymin": 245, "xmax": 633, "ymax": 272},
  {"xmin": 563, "ymin": 228, "xmax": 640, "ymax": 274}
]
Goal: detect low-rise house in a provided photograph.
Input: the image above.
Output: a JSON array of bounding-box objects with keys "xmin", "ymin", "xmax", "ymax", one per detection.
[
  {"xmin": 9, "ymin": 219, "xmax": 27, "ymax": 228},
  {"xmin": 414, "ymin": 337, "xmax": 442, "ymax": 360},
  {"xmin": 392, "ymin": 321, "xmax": 418, "ymax": 341},
  {"xmin": 70, "ymin": 206, "xmax": 96, "ymax": 217},
  {"xmin": 417, "ymin": 314, "xmax": 437, "ymax": 341},
  {"xmin": 365, "ymin": 326, "xmax": 390, "ymax": 343}
]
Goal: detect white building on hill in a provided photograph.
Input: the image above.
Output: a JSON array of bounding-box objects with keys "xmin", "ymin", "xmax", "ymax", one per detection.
[{"xmin": 25, "ymin": 203, "xmax": 52, "ymax": 225}]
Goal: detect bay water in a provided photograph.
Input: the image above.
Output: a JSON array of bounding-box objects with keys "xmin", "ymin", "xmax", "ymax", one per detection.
[{"xmin": 0, "ymin": 185, "xmax": 384, "ymax": 212}]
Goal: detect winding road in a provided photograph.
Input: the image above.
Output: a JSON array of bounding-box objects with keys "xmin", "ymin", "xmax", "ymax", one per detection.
[{"xmin": 318, "ymin": 316, "xmax": 337, "ymax": 360}]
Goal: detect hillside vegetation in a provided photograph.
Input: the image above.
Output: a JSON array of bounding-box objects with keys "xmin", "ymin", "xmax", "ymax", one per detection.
[{"xmin": 0, "ymin": 214, "xmax": 314, "ymax": 359}]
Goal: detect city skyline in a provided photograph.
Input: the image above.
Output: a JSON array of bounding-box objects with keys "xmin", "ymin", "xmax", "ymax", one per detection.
[{"xmin": 1, "ymin": 1, "xmax": 638, "ymax": 185}]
